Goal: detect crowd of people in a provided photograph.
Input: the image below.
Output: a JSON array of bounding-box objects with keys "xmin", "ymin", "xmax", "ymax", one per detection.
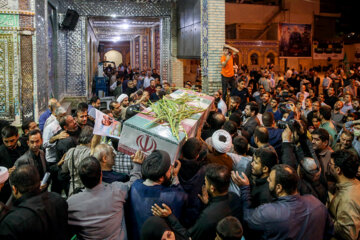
[{"xmin": 0, "ymin": 48, "xmax": 360, "ymax": 239}]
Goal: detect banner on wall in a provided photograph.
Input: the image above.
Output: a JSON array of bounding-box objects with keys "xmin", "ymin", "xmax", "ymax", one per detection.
[
  {"xmin": 279, "ymin": 23, "xmax": 312, "ymax": 57},
  {"xmin": 313, "ymin": 42, "xmax": 344, "ymax": 60}
]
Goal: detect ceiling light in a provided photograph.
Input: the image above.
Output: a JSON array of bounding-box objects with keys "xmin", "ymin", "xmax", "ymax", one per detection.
[
  {"xmin": 113, "ymin": 37, "xmax": 121, "ymax": 42},
  {"xmin": 121, "ymin": 23, "xmax": 129, "ymax": 29},
  {"xmin": 111, "ymin": 14, "xmax": 117, "ymax": 18}
]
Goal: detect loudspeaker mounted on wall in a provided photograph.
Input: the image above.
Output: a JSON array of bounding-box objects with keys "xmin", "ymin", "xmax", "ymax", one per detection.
[{"xmin": 60, "ymin": 9, "xmax": 79, "ymax": 30}]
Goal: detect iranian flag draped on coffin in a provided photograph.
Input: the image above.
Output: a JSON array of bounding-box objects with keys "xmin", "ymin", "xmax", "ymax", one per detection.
[{"xmin": 118, "ymin": 89, "xmax": 214, "ymax": 163}]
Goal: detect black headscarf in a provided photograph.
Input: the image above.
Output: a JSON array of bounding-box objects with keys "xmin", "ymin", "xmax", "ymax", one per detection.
[{"xmin": 140, "ymin": 216, "xmax": 171, "ymax": 240}]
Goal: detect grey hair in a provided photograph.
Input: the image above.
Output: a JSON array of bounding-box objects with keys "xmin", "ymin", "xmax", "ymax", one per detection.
[
  {"xmin": 78, "ymin": 126, "xmax": 94, "ymax": 144},
  {"xmin": 301, "ymin": 157, "xmax": 318, "ymax": 174},
  {"xmin": 48, "ymin": 98, "xmax": 58, "ymax": 110},
  {"xmin": 55, "ymin": 106, "xmax": 66, "ymax": 116},
  {"xmin": 93, "ymin": 144, "xmax": 112, "ymax": 161}
]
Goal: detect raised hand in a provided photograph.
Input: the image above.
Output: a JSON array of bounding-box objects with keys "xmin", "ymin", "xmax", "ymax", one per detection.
[
  {"xmin": 151, "ymin": 203, "xmax": 172, "ymax": 218},
  {"xmin": 231, "ymin": 171, "xmax": 250, "ymax": 187},
  {"xmin": 172, "ymin": 160, "xmax": 181, "ymax": 177},
  {"xmin": 131, "ymin": 150, "xmax": 146, "ymax": 165},
  {"xmin": 281, "ymin": 125, "xmax": 292, "ymax": 142},
  {"xmin": 198, "ymin": 184, "xmax": 209, "ymax": 205}
]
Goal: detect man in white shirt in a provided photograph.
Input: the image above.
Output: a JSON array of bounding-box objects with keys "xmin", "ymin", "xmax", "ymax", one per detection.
[
  {"xmin": 296, "ymin": 85, "xmax": 309, "ymax": 100},
  {"xmin": 43, "ymin": 101, "xmax": 60, "ymax": 131},
  {"xmin": 143, "ymin": 72, "xmax": 154, "ymax": 89},
  {"xmin": 322, "ymin": 74, "xmax": 332, "ymax": 93},
  {"xmin": 42, "ymin": 107, "xmax": 67, "ymax": 164},
  {"xmin": 214, "ymin": 91, "xmax": 227, "ymax": 115}
]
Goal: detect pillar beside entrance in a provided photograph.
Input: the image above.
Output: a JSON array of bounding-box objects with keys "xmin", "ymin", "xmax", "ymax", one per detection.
[
  {"xmin": 160, "ymin": 17, "xmax": 171, "ymax": 84},
  {"xmin": 201, "ymin": 0, "xmax": 225, "ymax": 95},
  {"xmin": 170, "ymin": 5, "xmax": 183, "ymax": 87},
  {"xmin": 150, "ymin": 27, "xmax": 155, "ymax": 70}
]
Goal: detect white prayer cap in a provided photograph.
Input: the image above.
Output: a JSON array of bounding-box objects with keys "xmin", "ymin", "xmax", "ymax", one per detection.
[
  {"xmin": 117, "ymin": 94, "xmax": 128, "ymax": 104},
  {"xmin": 211, "ymin": 130, "xmax": 232, "ymax": 153}
]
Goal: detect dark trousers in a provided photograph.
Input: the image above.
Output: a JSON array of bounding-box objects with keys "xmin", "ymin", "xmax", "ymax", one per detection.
[
  {"xmin": 48, "ymin": 162, "xmax": 64, "ymax": 194},
  {"xmin": 221, "ymin": 75, "xmax": 235, "ymax": 101}
]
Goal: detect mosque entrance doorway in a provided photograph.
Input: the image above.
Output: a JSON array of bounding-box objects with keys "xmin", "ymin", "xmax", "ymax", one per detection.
[{"xmin": 87, "ymin": 16, "xmax": 162, "ymax": 93}]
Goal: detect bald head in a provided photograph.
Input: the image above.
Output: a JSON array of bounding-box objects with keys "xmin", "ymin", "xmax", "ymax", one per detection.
[
  {"xmin": 211, "ymin": 112, "xmax": 226, "ymax": 130},
  {"xmin": 300, "ymin": 157, "xmax": 319, "ymax": 174},
  {"xmin": 254, "ymin": 126, "xmax": 269, "ymax": 144},
  {"xmin": 262, "ymin": 112, "xmax": 274, "ymax": 127}
]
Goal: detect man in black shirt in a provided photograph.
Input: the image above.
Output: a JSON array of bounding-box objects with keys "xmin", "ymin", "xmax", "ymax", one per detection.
[
  {"xmin": 307, "ymin": 101, "xmax": 320, "ymax": 127},
  {"xmin": 76, "ymin": 102, "xmax": 91, "ymax": 128},
  {"xmin": 151, "ymin": 163, "xmax": 242, "ymax": 240},
  {"xmin": 0, "ymin": 126, "xmax": 27, "ymax": 172},
  {"xmin": 56, "ymin": 115, "xmax": 81, "ymax": 162},
  {"xmin": 151, "ymin": 68, "xmax": 160, "ymax": 80},
  {"xmin": 231, "ymin": 79, "xmax": 249, "ymax": 110},
  {"xmin": 0, "ymin": 165, "xmax": 68, "ymax": 239},
  {"xmin": 227, "ymin": 96, "xmax": 242, "ymax": 117},
  {"xmin": 201, "ymin": 112, "xmax": 226, "ymax": 140},
  {"xmin": 259, "ymin": 92, "xmax": 272, "ymax": 114},
  {"xmin": 15, "ymin": 129, "xmax": 47, "ymax": 180},
  {"xmin": 0, "ymin": 126, "xmax": 27, "ymax": 202},
  {"xmin": 325, "ymin": 87, "xmax": 338, "ymax": 109},
  {"xmin": 19, "ymin": 120, "xmax": 38, "ymax": 151},
  {"xmin": 249, "ymin": 148, "xmax": 278, "ymax": 207}
]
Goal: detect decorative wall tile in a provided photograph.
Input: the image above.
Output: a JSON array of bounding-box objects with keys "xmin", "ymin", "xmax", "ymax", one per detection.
[
  {"xmin": 0, "ymin": 14, "xmax": 19, "ymax": 28},
  {"xmin": 201, "ymin": 0, "xmax": 224, "ymax": 94},
  {"xmin": 56, "ymin": 25, "xmax": 66, "ymax": 100},
  {"xmin": 135, "ymin": 36, "xmax": 139, "ymax": 68},
  {"xmin": 0, "ymin": 0, "xmax": 8, "ymax": 9},
  {"xmin": 19, "ymin": 15, "xmax": 33, "ymax": 29},
  {"xmin": 0, "ymin": 0, "xmax": 19, "ymax": 10},
  {"xmin": 35, "ymin": 0, "xmax": 48, "ymax": 112},
  {"xmin": 63, "ymin": 16, "xmax": 86, "ymax": 96},
  {"xmin": 20, "ymin": 34, "xmax": 34, "ymax": 121},
  {"xmin": 155, "ymin": 26, "xmax": 160, "ymax": 71},
  {"xmin": 160, "ymin": 17, "xmax": 170, "ymax": 83},
  {"xmin": 201, "ymin": 0, "xmax": 208, "ymax": 93},
  {"xmin": 142, "ymin": 34, "xmax": 148, "ymax": 69},
  {"xmin": 0, "ymin": 33, "xmax": 16, "ymax": 119},
  {"xmin": 19, "ymin": 0, "xmax": 30, "ymax": 10},
  {"xmin": 58, "ymin": 0, "xmax": 171, "ymax": 17}
]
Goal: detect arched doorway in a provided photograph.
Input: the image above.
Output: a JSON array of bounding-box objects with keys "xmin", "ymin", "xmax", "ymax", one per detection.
[
  {"xmin": 266, "ymin": 53, "xmax": 275, "ymax": 65},
  {"xmin": 104, "ymin": 50, "xmax": 123, "ymax": 67},
  {"xmin": 250, "ymin": 53, "xmax": 259, "ymax": 65}
]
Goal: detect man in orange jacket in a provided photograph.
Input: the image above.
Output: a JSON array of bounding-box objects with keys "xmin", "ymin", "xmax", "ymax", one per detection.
[{"xmin": 221, "ymin": 44, "xmax": 239, "ymax": 101}]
